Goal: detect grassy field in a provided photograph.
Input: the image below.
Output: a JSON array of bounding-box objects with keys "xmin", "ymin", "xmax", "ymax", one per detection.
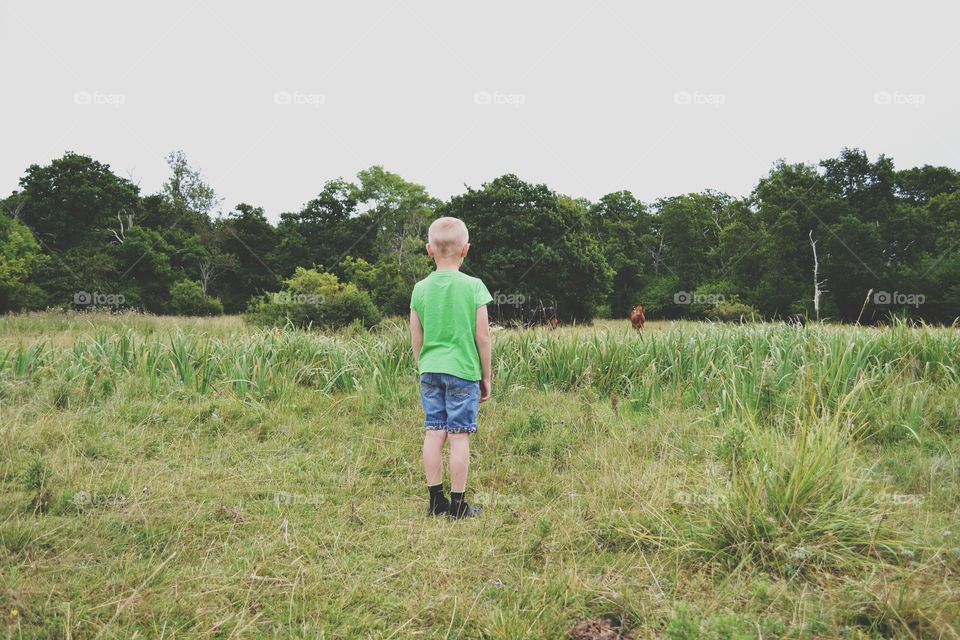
[{"xmin": 1, "ymin": 313, "xmax": 958, "ymax": 639}]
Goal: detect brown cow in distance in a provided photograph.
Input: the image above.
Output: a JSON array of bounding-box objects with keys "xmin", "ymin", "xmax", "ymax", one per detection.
[{"xmin": 630, "ymin": 304, "xmax": 646, "ymax": 330}]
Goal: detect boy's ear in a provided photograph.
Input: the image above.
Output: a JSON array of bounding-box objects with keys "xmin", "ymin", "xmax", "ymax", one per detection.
[
  {"xmin": 461, "ymin": 243, "xmax": 470, "ymax": 257},
  {"xmin": 426, "ymin": 243, "xmax": 434, "ymax": 256}
]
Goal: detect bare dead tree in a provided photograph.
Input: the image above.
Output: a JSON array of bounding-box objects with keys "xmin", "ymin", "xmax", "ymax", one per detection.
[
  {"xmin": 649, "ymin": 234, "xmax": 666, "ymax": 277},
  {"xmin": 125, "ymin": 168, "xmax": 142, "ymax": 191},
  {"xmin": 198, "ymin": 260, "xmax": 221, "ymax": 296},
  {"xmin": 809, "ymin": 230, "xmax": 826, "ymax": 322},
  {"xmin": 110, "ymin": 209, "xmax": 135, "ymax": 244}
]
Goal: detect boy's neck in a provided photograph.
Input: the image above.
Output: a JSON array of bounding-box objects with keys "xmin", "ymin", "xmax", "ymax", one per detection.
[{"xmin": 433, "ymin": 258, "xmax": 462, "ymax": 272}]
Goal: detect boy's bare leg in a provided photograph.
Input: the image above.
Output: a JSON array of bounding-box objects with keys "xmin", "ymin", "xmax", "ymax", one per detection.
[
  {"xmin": 422, "ymin": 430, "xmax": 447, "ymax": 485},
  {"xmin": 448, "ymin": 433, "xmax": 470, "ymax": 492}
]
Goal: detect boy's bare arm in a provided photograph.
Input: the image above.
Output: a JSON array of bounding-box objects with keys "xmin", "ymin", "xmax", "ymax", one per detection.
[
  {"xmin": 410, "ymin": 309, "xmax": 423, "ymax": 369},
  {"xmin": 475, "ymin": 305, "xmax": 492, "ymax": 402}
]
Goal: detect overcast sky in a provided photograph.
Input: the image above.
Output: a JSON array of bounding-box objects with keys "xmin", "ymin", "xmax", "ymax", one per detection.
[{"xmin": 2, "ymin": 1, "xmax": 958, "ymax": 220}]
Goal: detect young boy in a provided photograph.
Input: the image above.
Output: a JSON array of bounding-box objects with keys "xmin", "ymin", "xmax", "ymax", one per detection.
[{"xmin": 410, "ymin": 217, "xmax": 493, "ymax": 519}]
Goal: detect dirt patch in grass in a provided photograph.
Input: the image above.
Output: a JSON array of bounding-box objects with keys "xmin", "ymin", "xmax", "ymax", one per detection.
[{"xmin": 568, "ymin": 618, "xmax": 634, "ymax": 640}]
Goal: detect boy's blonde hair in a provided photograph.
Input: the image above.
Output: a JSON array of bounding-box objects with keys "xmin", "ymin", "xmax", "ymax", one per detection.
[{"xmin": 427, "ymin": 217, "xmax": 469, "ymax": 257}]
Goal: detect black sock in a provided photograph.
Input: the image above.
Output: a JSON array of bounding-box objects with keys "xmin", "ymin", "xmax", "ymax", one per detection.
[
  {"xmin": 450, "ymin": 491, "xmax": 467, "ymax": 516},
  {"xmin": 428, "ymin": 483, "xmax": 448, "ymax": 514}
]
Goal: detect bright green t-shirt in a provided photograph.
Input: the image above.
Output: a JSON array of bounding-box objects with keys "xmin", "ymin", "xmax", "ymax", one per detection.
[{"xmin": 410, "ymin": 269, "xmax": 493, "ymax": 381}]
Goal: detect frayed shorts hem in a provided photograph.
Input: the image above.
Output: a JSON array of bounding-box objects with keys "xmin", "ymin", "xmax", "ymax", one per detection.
[
  {"xmin": 423, "ymin": 422, "xmax": 477, "ymax": 434},
  {"xmin": 445, "ymin": 424, "xmax": 477, "ymax": 434}
]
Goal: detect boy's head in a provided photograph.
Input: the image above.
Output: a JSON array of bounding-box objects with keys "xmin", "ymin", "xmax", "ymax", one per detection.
[{"xmin": 427, "ymin": 217, "xmax": 469, "ymax": 260}]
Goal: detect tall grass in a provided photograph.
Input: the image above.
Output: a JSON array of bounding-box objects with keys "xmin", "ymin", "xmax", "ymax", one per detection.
[
  {"xmin": 1, "ymin": 314, "xmax": 958, "ymax": 637},
  {"xmin": 4, "ymin": 319, "xmax": 956, "ymax": 434}
]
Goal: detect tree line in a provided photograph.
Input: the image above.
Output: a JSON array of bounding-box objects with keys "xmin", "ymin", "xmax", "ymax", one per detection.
[{"xmin": 1, "ymin": 148, "xmax": 958, "ymax": 325}]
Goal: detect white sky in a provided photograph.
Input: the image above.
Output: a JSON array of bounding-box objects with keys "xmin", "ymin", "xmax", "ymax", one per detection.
[{"xmin": 2, "ymin": 0, "xmax": 958, "ymax": 221}]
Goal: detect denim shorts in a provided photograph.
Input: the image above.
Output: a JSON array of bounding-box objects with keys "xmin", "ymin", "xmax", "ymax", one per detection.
[{"xmin": 419, "ymin": 372, "xmax": 480, "ymax": 434}]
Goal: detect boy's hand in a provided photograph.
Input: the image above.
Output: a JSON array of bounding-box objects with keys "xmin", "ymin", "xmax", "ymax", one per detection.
[{"xmin": 479, "ymin": 377, "xmax": 491, "ymax": 403}]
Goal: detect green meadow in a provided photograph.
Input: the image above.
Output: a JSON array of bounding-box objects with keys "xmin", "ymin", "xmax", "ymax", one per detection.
[{"xmin": 1, "ymin": 313, "xmax": 958, "ymax": 639}]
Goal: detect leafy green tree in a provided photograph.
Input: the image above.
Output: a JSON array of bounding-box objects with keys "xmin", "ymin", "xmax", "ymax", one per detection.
[
  {"xmin": 895, "ymin": 164, "xmax": 960, "ymax": 206},
  {"xmin": 754, "ymin": 211, "xmax": 809, "ymax": 317},
  {"xmin": 704, "ymin": 296, "xmax": 760, "ymax": 323},
  {"xmin": 35, "ymin": 249, "xmax": 116, "ymax": 309},
  {"xmin": 903, "ymin": 192, "xmax": 960, "ymax": 324},
  {"xmin": 440, "ymin": 175, "xmax": 612, "ymax": 322},
  {"xmin": 651, "ymin": 191, "xmax": 734, "ymax": 312},
  {"xmin": 17, "ymin": 153, "xmax": 140, "ymax": 252},
  {"xmin": 356, "ymin": 166, "xmax": 436, "ymax": 281},
  {"xmin": 155, "ymin": 152, "xmax": 224, "ymax": 290},
  {"xmin": 714, "ymin": 199, "xmax": 764, "ymax": 308},
  {"xmin": 3, "ymin": 148, "xmax": 959, "ymax": 325},
  {"xmin": 245, "ymin": 267, "xmax": 380, "ymax": 329},
  {"xmin": 639, "ymin": 275, "xmax": 682, "ymax": 318},
  {"xmin": 823, "ymin": 216, "xmax": 886, "ymax": 320},
  {"xmin": 273, "ymin": 179, "xmax": 373, "ymax": 276},
  {"xmin": 821, "ymin": 148, "xmax": 897, "ymax": 225},
  {"xmin": 588, "ymin": 191, "xmax": 652, "ymax": 317},
  {"xmin": 214, "ymin": 203, "xmax": 280, "ymax": 312},
  {"xmin": 749, "ymin": 161, "xmax": 840, "ymax": 318},
  {"xmin": 340, "ymin": 256, "xmax": 411, "ymax": 317},
  {"xmin": 110, "ymin": 227, "xmax": 178, "ymax": 313},
  {"xmin": 162, "ymin": 150, "xmax": 221, "ymax": 233},
  {"xmin": 0, "ymin": 213, "xmax": 45, "ymax": 312},
  {"xmin": 169, "ymin": 280, "xmax": 224, "ymax": 316}
]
